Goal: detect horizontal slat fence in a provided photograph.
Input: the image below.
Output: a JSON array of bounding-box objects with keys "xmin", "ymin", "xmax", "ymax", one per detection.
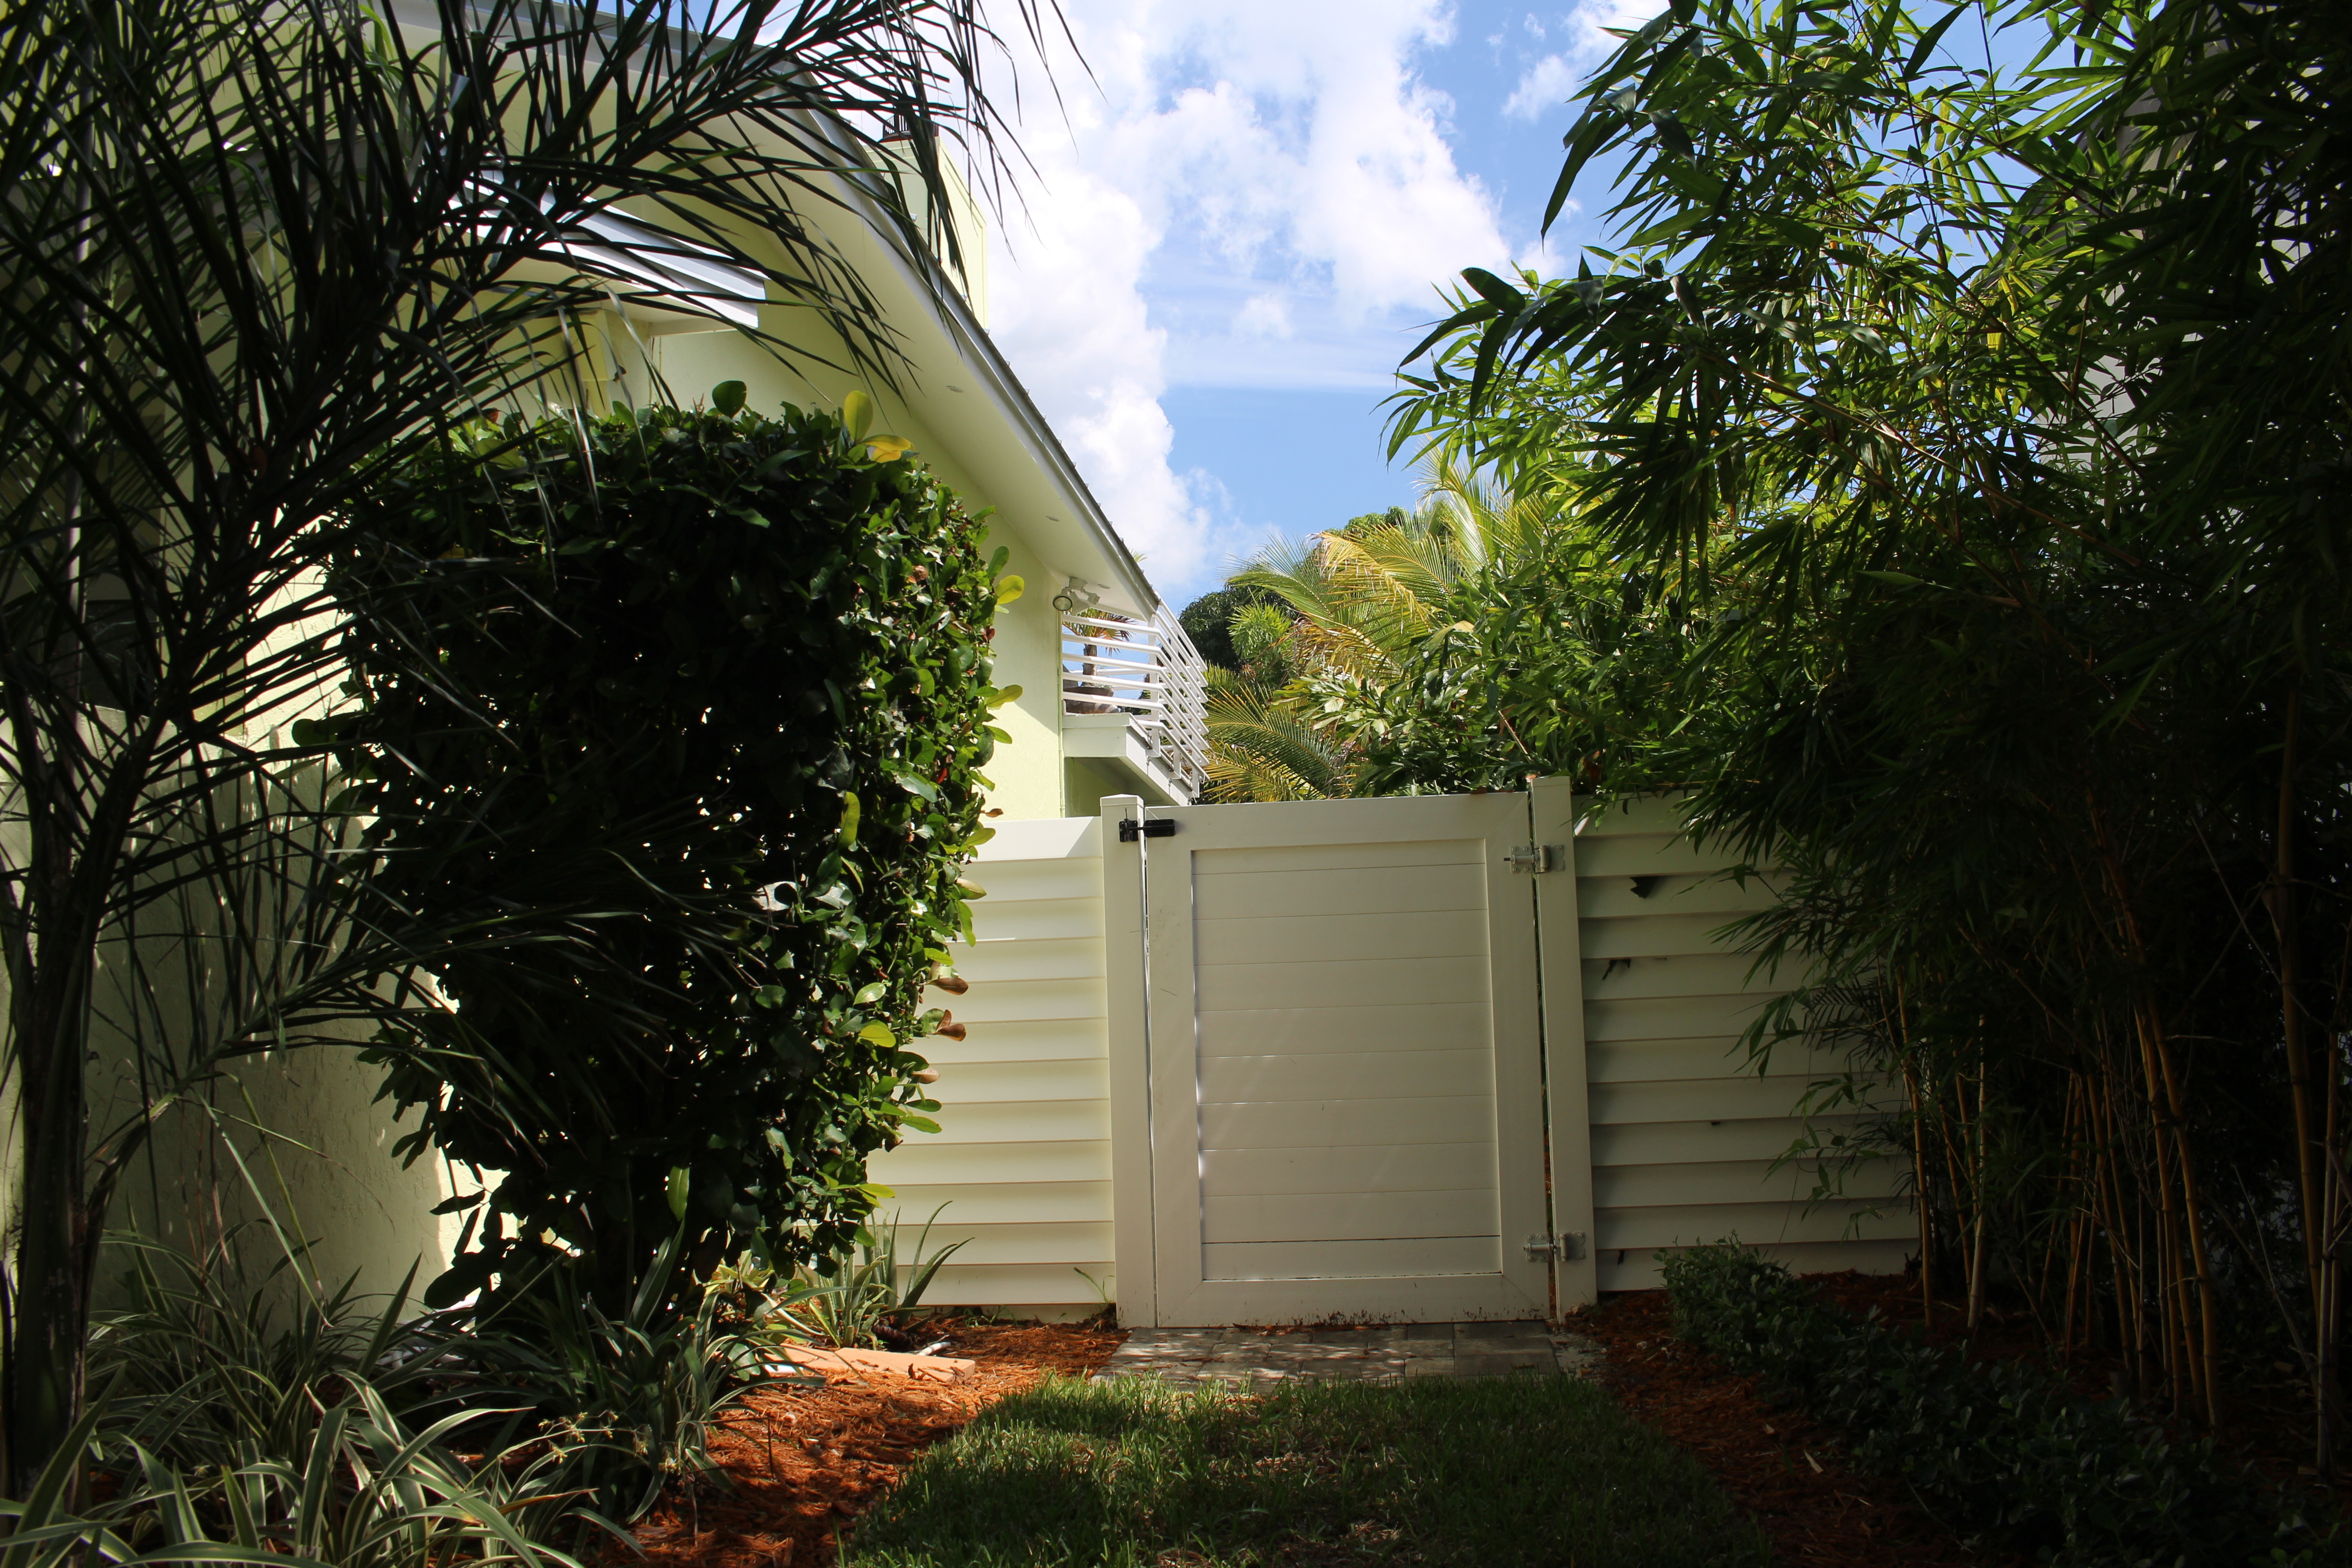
[
  {"xmin": 862, "ymin": 817, "xmax": 1113, "ymax": 1307},
  {"xmin": 1572, "ymin": 795, "xmax": 1913, "ymax": 1290},
  {"xmin": 877, "ymin": 790, "xmax": 1915, "ymax": 1313}
]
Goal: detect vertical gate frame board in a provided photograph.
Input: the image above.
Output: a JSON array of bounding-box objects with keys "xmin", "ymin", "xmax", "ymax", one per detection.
[
  {"xmin": 1101, "ymin": 794, "xmax": 1155, "ymax": 1327},
  {"xmin": 1532, "ymin": 777, "xmax": 1599, "ymax": 1309}
]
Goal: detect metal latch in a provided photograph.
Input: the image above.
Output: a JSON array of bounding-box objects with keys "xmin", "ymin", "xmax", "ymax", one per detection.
[
  {"xmin": 1118, "ymin": 818, "xmax": 1176, "ymax": 842},
  {"xmin": 1505, "ymin": 843, "xmax": 1561, "ymax": 874},
  {"xmin": 1525, "ymin": 1232, "xmax": 1588, "ymax": 1260}
]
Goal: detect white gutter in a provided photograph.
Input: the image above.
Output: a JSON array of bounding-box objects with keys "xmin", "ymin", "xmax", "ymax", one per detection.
[{"xmin": 812, "ymin": 163, "xmax": 1163, "ymax": 618}]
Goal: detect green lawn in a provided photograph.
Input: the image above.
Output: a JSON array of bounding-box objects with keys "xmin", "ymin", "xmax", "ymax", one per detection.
[{"xmin": 843, "ymin": 1373, "xmax": 1771, "ymax": 1567}]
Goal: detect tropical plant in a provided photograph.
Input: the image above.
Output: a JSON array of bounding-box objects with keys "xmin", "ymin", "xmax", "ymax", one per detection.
[
  {"xmin": 1388, "ymin": 0, "xmax": 2352, "ymax": 1464},
  {"xmin": 1201, "ymin": 458, "xmax": 1580, "ymax": 801},
  {"xmin": 1176, "ymin": 583, "xmax": 1285, "ymax": 673},
  {"xmin": 1203, "ymin": 671, "xmax": 1359, "ymax": 803},
  {"xmin": 69, "ymin": 1226, "xmax": 617, "ymax": 1566},
  {"xmin": 0, "ymin": 0, "xmax": 1045, "ymax": 1493},
  {"xmin": 0, "ymin": 1383, "xmax": 597, "ymax": 1568},
  {"xmin": 453, "ymin": 1232, "xmax": 784, "ymax": 1522},
  {"xmin": 735, "ymin": 1205, "xmax": 970, "ymax": 1353}
]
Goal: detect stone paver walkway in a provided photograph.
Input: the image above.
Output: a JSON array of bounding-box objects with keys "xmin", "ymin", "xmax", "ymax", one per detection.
[{"xmin": 1093, "ymin": 1320, "xmax": 1601, "ymax": 1386}]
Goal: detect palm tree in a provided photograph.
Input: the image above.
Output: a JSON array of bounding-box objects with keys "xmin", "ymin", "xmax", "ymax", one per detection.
[
  {"xmin": 0, "ymin": 0, "xmax": 1047, "ymax": 1491},
  {"xmin": 1203, "ymin": 455, "xmax": 1563, "ymax": 801}
]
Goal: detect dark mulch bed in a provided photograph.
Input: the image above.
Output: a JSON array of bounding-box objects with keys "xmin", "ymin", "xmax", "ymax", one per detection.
[
  {"xmin": 625, "ymin": 1318, "xmax": 1126, "ymax": 1568},
  {"xmin": 1575, "ymin": 1287, "xmax": 2024, "ymax": 1568}
]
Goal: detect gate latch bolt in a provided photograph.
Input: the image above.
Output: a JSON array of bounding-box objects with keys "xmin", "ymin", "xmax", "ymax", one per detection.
[
  {"xmin": 1118, "ymin": 818, "xmax": 1176, "ymax": 841},
  {"xmin": 1525, "ymin": 1232, "xmax": 1589, "ymax": 1260},
  {"xmin": 1506, "ymin": 843, "xmax": 1559, "ymax": 874}
]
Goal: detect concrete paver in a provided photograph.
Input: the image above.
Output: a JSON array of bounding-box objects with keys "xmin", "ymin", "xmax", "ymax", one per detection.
[{"xmin": 1093, "ymin": 1320, "xmax": 1602, "ymax": 1387}]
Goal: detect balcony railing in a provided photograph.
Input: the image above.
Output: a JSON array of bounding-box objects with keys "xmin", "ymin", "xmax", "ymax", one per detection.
[{"xmin": 1059, "ymin": 603, "xmax": 1209, "ymax": 801}]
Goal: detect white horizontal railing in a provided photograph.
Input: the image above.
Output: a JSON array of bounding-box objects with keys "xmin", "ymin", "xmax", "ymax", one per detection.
[{"xmin": 1060, "ymin": 605, "xmax": 1208, "ymax": 799}]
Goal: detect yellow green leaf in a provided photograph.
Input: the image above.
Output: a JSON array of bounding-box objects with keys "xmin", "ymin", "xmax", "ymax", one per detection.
[
  {"xmin": 988, "ymin": 683, "xmax": 1023, "ymax": 708},
  {"xmin": 858, "ymin": 1022, "xmax": 897, "ymax": 1048},
  {"xmin": 839, "ymin": 790, "xmax": 861, "ymax": 844},
  {"xmin": 995, "ymin": 574, "xmax": 1025, "ymax": 606},
  {"xmin": 842, "ymin": 389, "xmax": 875, "ymax": 441},
  {"xmin": 866, "ymin": 434, "xmax": 912, "ymax": 462}
]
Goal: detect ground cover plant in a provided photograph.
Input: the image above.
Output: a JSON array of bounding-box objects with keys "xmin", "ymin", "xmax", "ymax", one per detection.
[
  {"xmin": 1575, "ymin": 1284, "xmax": 2000, "ymax": 1567},
  {"xmin": 1663, "ymin": 1244, "xmax": 2337, "ymax": 1565},
  {"xmin": 843, "ymin": 1372, "xmax": 1773, "ymax": 1568}
]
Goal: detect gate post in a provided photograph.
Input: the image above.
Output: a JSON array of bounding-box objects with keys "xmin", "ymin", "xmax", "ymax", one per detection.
[
  {"xmin": 1532, "ymin": 776, "xmax": 1600, "ymax": 1310},
  {"xmin": 1101, "ymin": 794, "xmax": 1156, "ymax": 1326}
]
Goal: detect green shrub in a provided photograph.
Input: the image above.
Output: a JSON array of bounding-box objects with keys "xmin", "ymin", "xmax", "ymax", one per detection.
[
  {"xmin": 1661, "ymin": 1242, "xmax": 2335, "ymax": 1566},
  {"xmin": 326, "ymin": 394, "xmax": 1009, "ymax": 1318}
]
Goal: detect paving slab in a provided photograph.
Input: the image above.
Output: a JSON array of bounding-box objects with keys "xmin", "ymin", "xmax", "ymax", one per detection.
[{"xmin": 1093, "ymin": 1320, "xmax": 1602, "ymax": 1387}]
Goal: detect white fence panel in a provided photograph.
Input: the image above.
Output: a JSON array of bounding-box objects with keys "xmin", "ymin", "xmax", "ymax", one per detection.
[
  {"xmin": 1540, "ymin": 784, "xmax": 1913, "ymax": 1293},
  {"xmin": 863, "ymin": 817, "xmax": 1113, "ymax": 1307}
]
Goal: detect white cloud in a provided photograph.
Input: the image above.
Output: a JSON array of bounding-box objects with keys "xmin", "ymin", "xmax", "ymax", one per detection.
[
  {"xmin": 981, "ymin": 0, "xmax": 1513, "ymax": 601},
  {"xmin": 1504, "ymin": 53, "xmax": 1580, "ymax": 120},
  {"xmin": 1504, "ymin": 0, "xmax": 1670, "ymax": 121},
  {"xmin": 1232, "ymin": 293, "xmax": 1294, "ymax": 339}
]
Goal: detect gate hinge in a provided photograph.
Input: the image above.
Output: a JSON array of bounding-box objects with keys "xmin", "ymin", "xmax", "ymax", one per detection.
[
  {"xmin": 1505, "ymin": 843, "xmax": 1561, "ymax": 874},
  {"xmin": 1525, "ymin": 1232, "xmax": 1588, "ymax": 1260},
  {"xmin": 1118, "ymin": 818, "xmax": 1176, "ymax": 842}
]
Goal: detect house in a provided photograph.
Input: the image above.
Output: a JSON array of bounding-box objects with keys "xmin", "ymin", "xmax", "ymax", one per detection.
[{"xmin": 95, "ymin": 81, "xmax": 1207, "ymax": 1306}]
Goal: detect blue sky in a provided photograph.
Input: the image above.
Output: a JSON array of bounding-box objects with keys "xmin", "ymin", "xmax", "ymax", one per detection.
[{"xmin": 983, "ymin": 0, "xmax": 1663, "ymax": 611}]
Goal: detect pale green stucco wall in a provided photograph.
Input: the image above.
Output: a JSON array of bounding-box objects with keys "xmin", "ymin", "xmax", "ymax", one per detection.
[{"xmin": 95, "ymin": 1040, "xmax": 460, "ymax": 1309}]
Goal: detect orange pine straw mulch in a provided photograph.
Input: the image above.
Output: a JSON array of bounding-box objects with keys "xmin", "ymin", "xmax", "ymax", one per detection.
[
  {"xmin": 624, "ymin": 1320, "xmax": 1124, "ymax": 1568},
  {"xmin": 631, "ymin": 1291, "xmax": 2058, "ymax": 1568}
]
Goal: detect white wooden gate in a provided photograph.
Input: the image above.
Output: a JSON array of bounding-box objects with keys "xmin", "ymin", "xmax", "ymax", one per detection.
[{"xmin": 1108, "ymin": 792, "xmax": 1554, "ymax": 1326}]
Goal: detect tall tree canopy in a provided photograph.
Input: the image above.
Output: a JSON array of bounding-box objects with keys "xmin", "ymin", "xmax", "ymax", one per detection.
[{"xmin": 1380, "ymin": 0, "xmax": 2352, "ymax": 1460}]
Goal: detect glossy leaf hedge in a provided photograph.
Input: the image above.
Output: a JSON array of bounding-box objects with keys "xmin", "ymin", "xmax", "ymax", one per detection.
[{"xmin": 323, "ymin": 397, "xmax": 1007, "ymax": 1314}]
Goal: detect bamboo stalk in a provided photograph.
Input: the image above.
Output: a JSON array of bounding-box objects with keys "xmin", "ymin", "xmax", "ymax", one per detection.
[
  {"xmin": 1939, "ymin": 1066, "xmax": 1976, "ymax": 1325},
  {"xmin": 2098, "ymin": 1044, "xmax": 2154, "ymax": 1401},
  {"xmin": 1967, "ymin": 1063, "xmax": 1992, "ymax": 1335},
  {"xmin": 2145, "ymin": 1003, "xmax": 2224, "ymax": 1426},
  {"xmin": 2089, "ymin": 787, "xmax": 2221, "ymax": 1421},
  {"xmin": 2272, "ymin": 689, "xmax": 2328, "ymax": 1464},
  {"xmin": 1895, "ymin": 978, "xmax": 1934, "ymax": 1330},
  {"xmin": 2060, "ymin": 1075, "xmax": 2089, "ymax": 1357}
]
